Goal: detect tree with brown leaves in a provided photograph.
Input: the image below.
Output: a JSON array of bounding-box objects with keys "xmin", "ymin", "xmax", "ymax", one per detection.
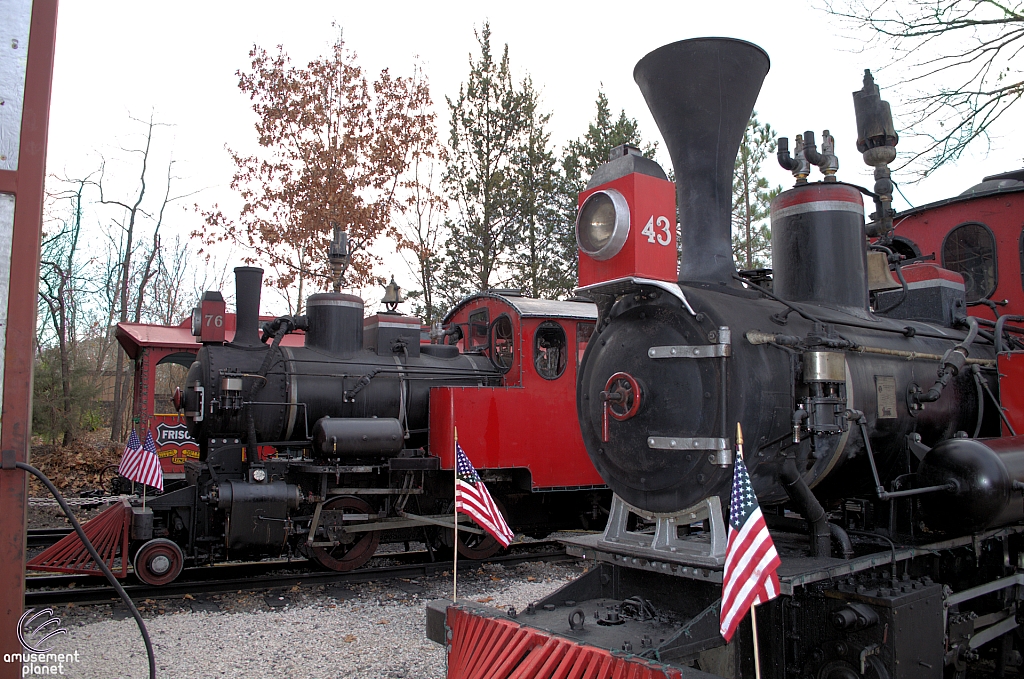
[{"xmin": 197, "ymin": 34, "xmax": 434, "ymax": 313}]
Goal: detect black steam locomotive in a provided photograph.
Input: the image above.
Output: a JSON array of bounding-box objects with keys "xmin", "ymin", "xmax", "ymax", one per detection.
[
  {"xmin": 430, "ymin": 39, "xmax": 1024, "ymax": 679},
  {"xmin": 121, "ymin": 262, "xmax": 608, "ymax": 585}
]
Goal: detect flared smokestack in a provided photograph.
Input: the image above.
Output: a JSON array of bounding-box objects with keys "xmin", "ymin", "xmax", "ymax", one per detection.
[
  {"xmin": 633, "ymin": 38, "xmax": 770, "ymax": 286},
  {"xmin": 232, "ymin": 266, "xmax": 263, "ymax": 348}
]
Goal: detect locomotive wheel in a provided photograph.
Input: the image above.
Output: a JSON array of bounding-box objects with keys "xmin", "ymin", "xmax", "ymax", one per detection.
[
  {"xmin": 308, "ymin": 496, "xmax": 380, "ymax": 572},
  {"xmin": 438, "ymin": 498, "xmax": 509, "ymax": 560},
  {"xmin": 133, "ymin": 538, "xmax": 184, "ymax": 586}
]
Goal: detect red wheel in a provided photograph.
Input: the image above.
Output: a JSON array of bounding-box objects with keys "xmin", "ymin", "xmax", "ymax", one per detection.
[
  {"xmin": 604, "ymin": 372, "xmax": 642, "ymax": 420},
  {"xmin": 133, "ymin": 538, "xmax": 184, "ymax": 586},
  {"xmin": 439, "ymin": 498, "xmax": 510, "ymax": 560},
  {"xmin": 308, "ymin": 496, "xmax": 380, "ymax": 572}
]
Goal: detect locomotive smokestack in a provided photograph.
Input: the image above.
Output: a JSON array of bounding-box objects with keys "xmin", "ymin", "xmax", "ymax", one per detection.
[
  {"xmin": 633, "ymin": 38, "xmax": 770, "ymax": 286},
  {"xmin": 232, "ymin": 266, "xmax": 264, "ymax": 348}
]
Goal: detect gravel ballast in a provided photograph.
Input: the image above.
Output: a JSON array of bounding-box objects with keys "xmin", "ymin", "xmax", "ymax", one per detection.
[{"xmin": 31, "ymin": 560, "xmax": 587, "ymax": 678}]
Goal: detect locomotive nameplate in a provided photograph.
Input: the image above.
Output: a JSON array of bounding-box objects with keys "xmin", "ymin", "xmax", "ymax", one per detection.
[{"xmin": 875, "ymin": 375, "xmax": 898, "ymax": 419}]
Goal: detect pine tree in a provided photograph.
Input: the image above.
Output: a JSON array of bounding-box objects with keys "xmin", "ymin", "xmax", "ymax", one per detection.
[
  {"xmin": 510, "ymin": 77, "xmax": 563, "ymax": 299},
  {"xmin": 440, "ymin": 23, "xmax": 527, "ymax": 303},
  {"xmin": 554, "ymin": 91, "xmax": 657, "ymax": 294},
  {"xmin": 731, "ymin": 112, "xmax": 782, "ymax": 270}
]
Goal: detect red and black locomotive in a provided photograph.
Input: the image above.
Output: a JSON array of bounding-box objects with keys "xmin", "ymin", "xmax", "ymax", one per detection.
[{"xmin": 430, "ymin": 38, "xmax": 1024, "ymax": 679}]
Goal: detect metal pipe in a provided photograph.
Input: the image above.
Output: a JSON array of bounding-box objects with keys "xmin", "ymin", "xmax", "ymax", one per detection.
[
  {"xmin": 780, "ymin": 456, "xmax": 832, "ymax": 558},
  {"xmin": 829, "ymin": 522, "xmax": 854, "ymax": 559},
  {"xmin": 746, "ymin": 331, "xmax": 996, "ymax": 367}
]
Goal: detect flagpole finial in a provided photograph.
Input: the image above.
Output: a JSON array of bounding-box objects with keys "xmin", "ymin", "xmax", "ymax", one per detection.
[{"xmin": 735, "ymin": 422, "xmax": 744, "ymax": 462}]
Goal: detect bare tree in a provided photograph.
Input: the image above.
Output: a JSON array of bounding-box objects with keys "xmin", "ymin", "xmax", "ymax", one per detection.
[
  {"xmin": 38, "ymin": 178, "xmax": 89, "ymax": 445},
  {"xmin": 825, "ymin": 0, "xmax": 1024, "ymax": 176},
  {"xmin": 91, "ymin": 113, "xmax": 197, "ymax": 441}
]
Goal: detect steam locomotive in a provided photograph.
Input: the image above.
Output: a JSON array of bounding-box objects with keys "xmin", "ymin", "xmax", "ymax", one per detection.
[
  {"xmin": 91, "ymin": 258, "xmax": 610, "ymax": 585},
  {"xmin": 428, "ymin": 38, "xmax": 1024, "ymax": 679}
]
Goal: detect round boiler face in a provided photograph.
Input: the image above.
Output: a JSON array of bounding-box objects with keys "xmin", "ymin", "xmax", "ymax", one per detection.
[
  {"xmin": 577, "ymin": 301, "xmax": 728, "ymax": 513},
  {"xmin": 576, "ymin": 190, "xmax": 630, "ymax": 261}
]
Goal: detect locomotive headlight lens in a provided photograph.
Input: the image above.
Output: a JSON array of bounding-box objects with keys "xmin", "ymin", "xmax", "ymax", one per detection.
[
  {"xmin": 576, "ymin": 189, "xmax": 630, "ymax": 261},
  {"xmin": 191, "ymin": 306, "xmax": 202, "ymax": 337},
  {"xmin": 252, "ymin": 468, "xmax": 267, "ymax": 482}
]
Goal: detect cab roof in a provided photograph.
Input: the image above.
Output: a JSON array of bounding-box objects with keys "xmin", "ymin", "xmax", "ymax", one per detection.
[{"xmin": 445, "ymin": 292, "xmax": 597, "ymax": 323}]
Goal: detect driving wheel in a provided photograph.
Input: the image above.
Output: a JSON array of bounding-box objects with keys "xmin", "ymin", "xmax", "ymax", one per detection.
[{"xmin": 308, "ymin": 496, "xmax": 380, "ymax": 571}]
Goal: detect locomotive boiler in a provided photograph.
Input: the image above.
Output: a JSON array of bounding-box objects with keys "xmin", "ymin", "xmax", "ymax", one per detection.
[{"xmin": 429, "ymin": 38, "xmax": 1024, "ymax": 679}]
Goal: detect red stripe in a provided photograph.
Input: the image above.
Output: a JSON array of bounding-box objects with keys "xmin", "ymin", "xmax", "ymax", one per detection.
[
  {"xmin": 720, "ymin": 512, "xmax": 780, "ymax": 641},
  {"xmin": 771, "ymin": 183, "xmax": 863, "ymax": 210},
  {"xmin": 722, "ymin": 532, "xmax": 775, "ymax": 615}
]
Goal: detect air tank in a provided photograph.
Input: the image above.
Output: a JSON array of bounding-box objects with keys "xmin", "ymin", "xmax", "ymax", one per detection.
[{"xmin": 917, "ymin": 436, "xmax": 1024, "ymax": 533}]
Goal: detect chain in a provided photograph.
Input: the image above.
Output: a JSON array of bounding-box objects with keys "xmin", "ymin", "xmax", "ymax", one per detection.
[{"xmin": 29, "ymin": 494, "xmax": 138, "ymax": 507}]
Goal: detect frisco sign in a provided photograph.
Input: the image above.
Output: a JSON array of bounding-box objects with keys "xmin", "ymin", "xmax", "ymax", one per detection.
[{"xmin": 156, "ymin": 422, "xmax": 197, "ymax": 448}]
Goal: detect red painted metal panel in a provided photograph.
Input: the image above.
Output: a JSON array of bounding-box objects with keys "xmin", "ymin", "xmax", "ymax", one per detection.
[
  {"xmin": 578, "ymin": 172, "xmax": 678, "ymax": 288},
  {"xmin": 893, "ymin": 191, "xmax": 1024, "ymax": 321},
  {"xmin": 430, "ymin": 297, "xmax": 601, "ymax": 488},
  {"xmin": 0, "ymin": 0, "xmax": 59, "ymax": 668},
  {"xmin": 998, "ymin": 352, "xmax": 1024, "ymax": 436}
]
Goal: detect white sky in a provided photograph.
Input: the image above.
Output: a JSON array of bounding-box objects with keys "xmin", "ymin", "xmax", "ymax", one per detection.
[{"xmin": 43, "ymin": 0, "xmax": 1024, "ymax": 315}]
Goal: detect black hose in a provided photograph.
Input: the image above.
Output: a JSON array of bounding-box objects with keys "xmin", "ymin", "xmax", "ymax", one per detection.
[
  {"xmin": 16, "ymin": 462, "xmax": 156, "ymax": 679},
  {"xmin": 994, "ymin": 315, "xmax": 1024, "ymax": 354},
  {"xmin": 732, "ymin": 273, "xmax": 852, "ymax": 344},
  {"xmin": 779, "ymin": 457, "xmax": 831, "ymax": 558}
]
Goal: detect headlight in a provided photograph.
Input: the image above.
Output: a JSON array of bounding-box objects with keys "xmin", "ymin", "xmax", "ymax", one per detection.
[
  {"xmin": 252, "ymin": 468, "xmax": 267, "ymax": 482},
  {"xmin": 191, "ymin": 306, "xmax": 202, "ymax": 336},
  {"xmin": 576, "ymin": 189, "xmax": 630, "ymax": 261}
]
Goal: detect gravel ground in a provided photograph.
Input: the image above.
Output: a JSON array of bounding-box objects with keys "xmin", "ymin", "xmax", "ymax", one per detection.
[{"xmin": 29, "ymin": 558, "xmax": 588, "ymax": 679}]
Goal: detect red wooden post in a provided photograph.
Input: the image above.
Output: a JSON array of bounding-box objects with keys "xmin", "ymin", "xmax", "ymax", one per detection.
[{"xmin": 0, "ymin": 0, "xmax": 59, "ymax": 671}]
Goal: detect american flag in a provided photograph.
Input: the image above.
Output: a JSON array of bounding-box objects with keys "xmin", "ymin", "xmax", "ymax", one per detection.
[
  {"xmin": 719, "ymin": 450, "xmax": 780, "ymax": 642},
  {"xmin": 455, "ymin": 442, "xmax": 514, "ymax": 548},
  {"xmin": 118, "ymin": 429, "xmax": 164, "ymax": 492}
]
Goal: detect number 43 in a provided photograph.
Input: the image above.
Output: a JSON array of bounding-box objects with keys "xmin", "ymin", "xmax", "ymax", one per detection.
[{"xmin": 641, "ymin": 216, "xmax": 672, "ymax": 246}]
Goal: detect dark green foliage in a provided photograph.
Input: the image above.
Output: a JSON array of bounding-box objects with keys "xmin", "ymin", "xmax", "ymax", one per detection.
[
  {"xmin": 555, "ymin": 91, "xmax": 658, "ymax": 294},
  {"xmin": 509, "ymin": 78, "xmax": 564, "ymax": 299},
  {"xmin": 33, "ymin": 346, "xmax": 103, "ymax": 445},
  {"xmin": 440, "ymin": 22, "xmax": 528, "ymax": 304},
  {"xmin": 731, "ymin": 113, "xmax": 782, "ymax": 270}
]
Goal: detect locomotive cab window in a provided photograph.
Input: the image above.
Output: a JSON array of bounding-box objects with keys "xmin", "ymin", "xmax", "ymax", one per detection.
[
  {"xmin": 942, "ymin": 222, "xmax": 997, "ymax": 301},
  {"xmin": 490, "ymin": 314, "xmax": 515, "ymax": 371},
  {"xmin": 468, "ymin": 309, "xmax": 489, "ymax": 350},
  {"xmin": 154, "ymin": 352, "xmax": 197, "ymax": 414},
  {"xmin": 534, "ymin": 322, "xmax": 567, "ymax": 380}
]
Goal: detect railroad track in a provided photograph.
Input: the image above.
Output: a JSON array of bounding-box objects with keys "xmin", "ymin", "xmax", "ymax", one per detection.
[
  {"xmin": 27, "ymin": 527, "xmax": 72, "ymax": 548},
  {"xmin": 24, "ymin": 540, "xmax": 572, "ymax": 606}
]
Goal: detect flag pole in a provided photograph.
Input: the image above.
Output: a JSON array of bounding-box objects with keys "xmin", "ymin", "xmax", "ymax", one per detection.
[
  {"xmin": 453, "ymin": 426, "xmax": 458, "ymax": 603},
  {"xmin": 737, "ymin": 422, "xmax": 763, "ymax": 679}
]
